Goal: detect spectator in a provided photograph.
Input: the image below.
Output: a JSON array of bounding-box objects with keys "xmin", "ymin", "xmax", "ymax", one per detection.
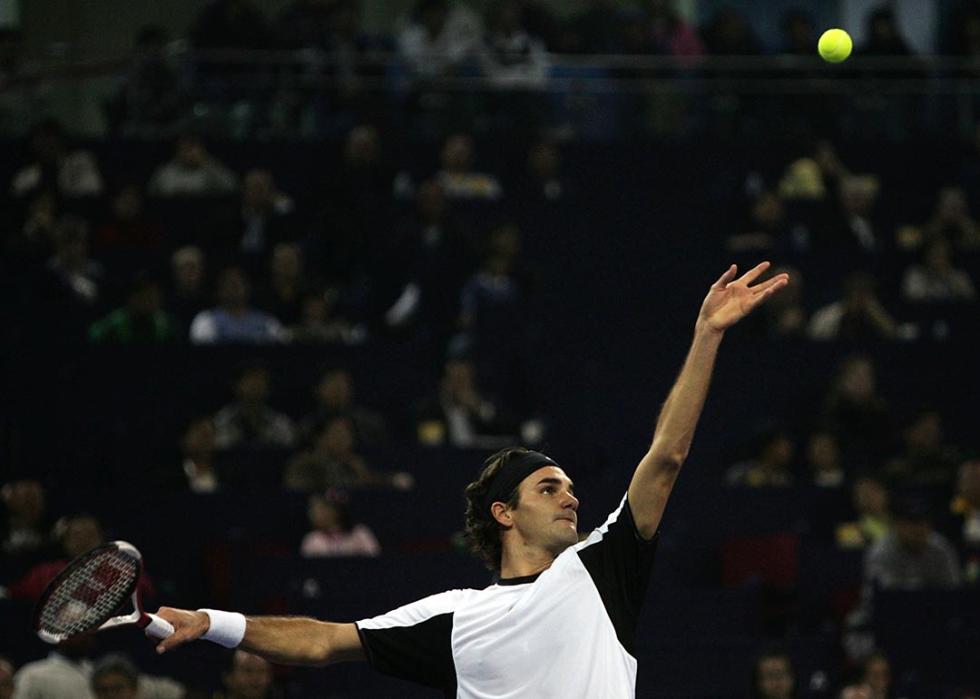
[
  {"xmin": 214, "ymin": 169, "xmax": 295, "ymax": 264},
  {"xmin": 105, "ymin": 25, "xmax": 185, "ymax": 136},
  {"xmin": 300, "ymin": 493, "xmax": 381, "ymax": 557},
  {"xmin": 726, "ymin": 428, "xmax": 796, "ymax": 488},
  {"xmin": 167, "ymin": 245, "xmax": 208, "ymax": 336},
  {"xmin": 779, "ymin": 9, "xmax": 814, "ymax": 55},
  {"xmin": 840, "ymin": 685, "xmax": 873, "ymax": 699},
  {"xmin": 415, "ymin": 357, "xmax": 515, "ymax": 448},
  {"xmin": 90, "ymin": 654, "xmax": 183, "ymax": 699},
  {"xmin": 11, "ymin": 635, "xmax": 96, "ymax": 699},
  {"xmin": 779, "ymin": 139, "xmax": 851, "ymax": 202},
  {"xmin": 89, "ymin": 273, "xmax": 176, "ymax": 344},
  {"xmin": 299, "ymin": 367, "xmax": 388, "ymax": 448},
  {"xmin": 10, "ymin": 119, "xmax": 104, "ymax": 200},
  {"xmin": 864, "ymin": 497, "xmax": 961, "ymax": 590},
  {"xmin": 45, "ymin": 215, "xmax": 103, "ymax": 310},
  {"xmin": 920, "ymin": 187, "xmax": 980, "ymax": 252},
  {"xmin": 518, "ymin": 139, "xmax": 565, "ymax": 203},
  {"xmin": 0, "ymin": 657, "xmax": 12, "ymax": 699},
  {"xmin": 806, "ymin": 430, "xmax": 845, "ymax": 488},
  {"xmin": 945, "ymin": 458, "xmax": 980, "ymax": 584},
  {"xmin": 189, "ymin": 266, "xmax": 287, "ymax": 344},
  {"xmin": 701, "ymin": 6, "xmax": 762, "ymax": 56},
  {"xmin": 219, "ymin": 651, "xmax": 278, "ymax": 699},
  {"xmin": 858, "ymin": 6, "xmax": 914, "ymax": 56},
  {"xmin": 93, "ymin": 184, "xmax": 164, "ymax": 273},
  {"xmin": 1, "ymin": 480, "xmax": 46, "ymax": 559},
  {"xmin": 885, "ymin": 409, "xmax": 960, "ymax": 486},
  {"xmin": 181, "ymin": 416, "xmax": 219, "ymax": 493},
  {"xmin": 256, "ymin": 242, "xmax": 307, "ymax": 326},
  {"xmin": 861, "ymin": 651, "xmax": 892, "ymax": 699},
  {"xmin": 289, "ymin": 287, "xmax": 364, "ymax": 345},
  {"xmin": 479, "ymin": 0, "xmax": 549, "ymax": 89},
  {"xmin": 750, "ymin": 648, "xmax": 797, "ymax": 699},
  {"xmin": 822, "ymin": 175, "xmax": 885, "ymax": 266},
  {"xmin": 900, "ymin": 237, "xmax": 976, "ymax": 304},
  {"xmin": 213, "ymin": 363, "xmax": 296, "ymax": 450},
  {"xmin": 819, "ymin": 355, "xmax": 892, "ymax": 464},
  {"xmin": 397, "ymin": 0, "xmax": 483, "ymax": 79},
  {"xmin": 436, "ymin": 133, "xmax": 503, "ymax": 201},
  {"xmin": 808, "ymin": 272, "xmax": 897, "ymax": 342},
  {"xmin": 648, "ymin": 0, "xmax": 704, "ymax": 57},
  {"xmin": 284, "ymin": 415, "xmax": 412, "ymax": 492},
  {"xmin": 728, "ymin": 190, "xmax": 793, "ymax": 255},
  {"xmin": 148, "ymin": 133, "xmax": 238, "ymax": 198},
  {"xmin": 836, "ymin": 475, "xmax": 891, "ymax": 549}
]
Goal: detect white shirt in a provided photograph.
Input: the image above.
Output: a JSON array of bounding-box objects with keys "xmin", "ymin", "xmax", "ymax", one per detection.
[{"xmin": 356, "ymin": 494, "xmax": 657, "ymax": 698}]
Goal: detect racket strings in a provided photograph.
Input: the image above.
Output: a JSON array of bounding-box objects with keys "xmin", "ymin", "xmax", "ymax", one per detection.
[{"xmin": 38, "ymin": 552, "xmax": 139, "ymax": 637}]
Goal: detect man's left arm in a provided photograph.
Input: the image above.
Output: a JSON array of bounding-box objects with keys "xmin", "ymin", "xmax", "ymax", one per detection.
[{"xmin": 628, "ymin": 262, "xmax": 789, "ymax": 539}]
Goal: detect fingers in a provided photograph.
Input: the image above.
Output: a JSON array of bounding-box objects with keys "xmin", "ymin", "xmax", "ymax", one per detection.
[
  {"xmin": 738, "ymin": 261, "xmax": 771, "ymax": 285},
  {"xmin": 151, "ymin": 607, "xmax": 208, "ymax": 655},
  {"xmin": 712, "ymin": 264, "xmax": 737, "ymax": 290},
  {"xmin": 751, "ymin": 273, "xmax": 790, "ymax": 295}
]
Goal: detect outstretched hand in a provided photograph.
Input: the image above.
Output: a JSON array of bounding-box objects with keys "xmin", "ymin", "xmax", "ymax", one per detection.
[
  {"xmin": 151, "ymin": 607, "xmax": 211, "ymax": 654},
  {"xmin": 698, "ymin": 261, "xmax": 789, "ymax": 333}
]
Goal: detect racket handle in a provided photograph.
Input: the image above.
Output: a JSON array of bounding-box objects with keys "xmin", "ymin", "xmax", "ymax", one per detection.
[{"xmin": 144, "ymin": 613, "xmax": 175, "ymax": 639}]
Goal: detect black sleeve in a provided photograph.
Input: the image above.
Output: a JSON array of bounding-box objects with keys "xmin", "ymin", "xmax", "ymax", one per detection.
[
  {"xmin": 575, "ymin": 494, "xmax": 658, "ymax": 655},
  {"xmin": 356, "ymin": 611, "xmax": 456, "ymax": 696}
]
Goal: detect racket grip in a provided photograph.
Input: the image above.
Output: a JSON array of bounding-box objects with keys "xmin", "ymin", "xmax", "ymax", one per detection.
[{"xmin": 145, "ymin": 614, "xmax": 175, "ymax": 639}]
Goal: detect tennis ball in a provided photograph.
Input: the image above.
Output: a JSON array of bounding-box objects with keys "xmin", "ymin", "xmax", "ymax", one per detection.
[{"xmin": 818, "ymin": 28, "xmax": 852, "ymax": 63}]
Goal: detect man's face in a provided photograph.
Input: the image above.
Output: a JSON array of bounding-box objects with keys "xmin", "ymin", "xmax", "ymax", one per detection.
[
  {"xmin": 63, "ymin": 518, "xmax": 103, "ymax": 558},
  {"xmin": 224, "ymin": 651, "xmax": 273, "ymax": 699},
  {"xmin": 236, "ymin": 370, "xmax": 269, "ymax": 405},
  {"xmin": 504, "ymin": 466, "xmax": 579, "ymax": 556},
  {"xmin": 757, "ymin": 656, "xmax": 794, "ymax": 699},
  {"xmin": 92, "ymin": 671, "xmax": 138, "ymax": 699}
]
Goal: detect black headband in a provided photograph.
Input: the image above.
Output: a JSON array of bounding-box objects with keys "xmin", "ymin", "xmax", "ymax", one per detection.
[{"xmin": 482, "ymin": 451, "xmax": 559, "ymax": 514}]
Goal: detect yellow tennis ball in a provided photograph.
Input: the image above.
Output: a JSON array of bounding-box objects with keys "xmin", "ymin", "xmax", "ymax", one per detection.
[{"xmin": 818, "ymin": 28, "xmax": 852, "ymax": 63}]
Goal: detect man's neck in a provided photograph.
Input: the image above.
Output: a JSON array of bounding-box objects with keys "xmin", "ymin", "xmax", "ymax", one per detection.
[{"xmin": 498, "ymin": 544, "xmax": 557, "ymax": 579}]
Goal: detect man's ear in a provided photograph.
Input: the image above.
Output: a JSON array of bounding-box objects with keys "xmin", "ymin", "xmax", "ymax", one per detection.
[{"xmin": 490, "ymin": 502, "xmax": 513, "ymax": 528}]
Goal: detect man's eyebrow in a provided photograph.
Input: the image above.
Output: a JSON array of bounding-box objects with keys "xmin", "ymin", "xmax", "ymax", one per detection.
[{"xmin": 536, "ymin": 477, "xmax": 575, "ymax": 492}]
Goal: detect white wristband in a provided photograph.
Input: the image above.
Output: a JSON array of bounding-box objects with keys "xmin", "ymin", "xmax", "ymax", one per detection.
[{"xmin": 198, "ymin": 609, "xmax": 246, "ymax": 648}]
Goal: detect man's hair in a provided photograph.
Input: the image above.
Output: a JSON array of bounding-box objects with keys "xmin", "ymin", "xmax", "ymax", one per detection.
[
  {"xmin": 91, "ymin": 654, "xmax": 139, "ymax": 689},
  {"xmin": 463, "ymin": 447, "xmax": 533, "ymax": 572}
]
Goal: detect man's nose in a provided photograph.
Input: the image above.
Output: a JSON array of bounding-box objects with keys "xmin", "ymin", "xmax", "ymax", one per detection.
[{"xmin": 562, "ymin": 493, "xmax": 579, "ymax": 510}]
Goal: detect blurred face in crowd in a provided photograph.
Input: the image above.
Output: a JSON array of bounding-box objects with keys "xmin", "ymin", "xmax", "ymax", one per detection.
[
  {"xmin": 838, "ymin": 357, "xmax": 875, "ymax": 402},
  {"xmin": 905, "ymin": 411, "xmax": 942, "ymax": 451},
  {"xmin": 317, "ymin": 370, "xmax": 353, "ymax": 410},
  {"xmin": 172, "ymin": 247, "xmax": 205, "ymax": 294},
  {"xmin": 271, "ymin": 243, "xmax": 302, "ymax": 280},
  {"xmin": 317, "ymin": 417, "xmax": 355, "ymax": 457},
  {"xmin": 863, "ymin": 655, "xmax": 891, "ymax": 699},
  {"xmin": 182, "ymin": 418, "xmax": 216, "ymax": 459},
  {"xmin": 937, "ymin": 186, "xmax": 969, "ymax": 222},
  {"xmin": 217, "ymin": 268, "xmax": 250, "ymax": 309},
  {"xmin": 528, "ymin": 141, "xmax": 559, "ymax": 180},
  {"xmin": 762, "ymin": 434, "xmax": 795, "ymax": 468},
  {"xmin": 417, "ymin": 180, "xmax": 446, "ymax": 221},
  {"xmin": 224, "ymin": 651, "xmax": 273, "ymax": 699},
  {"xmin": 756, "ymin": 654, "xmax": 794, "ymax": 699},
  {"xmin": 923, "ymin": 239, "xmax": 952, "ymax": 273},
  {"xmin": 753, "ymin": 191, "xmax": 785, "ymax": 231},
  {"xmin": 2, "ymin": 480, "xmax": 45, "ymax": 525},
  {"xmin": 243, "ymin": 169, "xmax": 274, "ymax": 209},
  {"xmin": 308, "ymin": 496, "xmax": 341, "ymax": 532},
  {"xmin": 176, "ymin": 135, "xmax": 207, "ymax": 167},
  {"xmin": 839, "ymin": 176, "xmax": 879, "ymax": 216},
  {"xmin": 92, "ymin": 670, "xmax": 138, "ymax": 699},
  {"xmin": 302, "ymin": 294, "xmax": 332, "ymax": 324},
  {"xmin": 441, "ymin": 134, "xmax": 474, "ymax": 172},
  {"xmin": 0, "ymin": 658, "xmax": 13, "ymax": 699},
  {"xmin": 112, "ymin": 185, "xmax": 143, "ymax": 221},
  {"xmin": 236, "ymin": 369, "xmax": 270, "ymax": 406},
  {"xmin": 807, "ymin": 432, "xmax": 839, "ymax": 472},
  {"xmin": 345, "ymin": 125, "xmax": 380, "ymax": 168},
  {"xmin": 840, "ymin": 685, "xmax": 872, "ymax": 699},
  {"xmin": 443, "ymin": 359, "xmax": 476, "ymax": 399},
  {"xmin": 959, "ymin": 460, "xmax": 980, "ymax": 506},
  {"xmin": 853, "ymin": 477, "xmax": 889, "ymax": 518},
  {"xmin": 63, "ymin": 516, "xmax": 103, "ymax": 558},
  {"xmin": 895, "ymin": 517, "xmax": 931, "ymax": 552},
  {"xmin": 128, "ymin": 281, "xmax": 162, "ymax": 317}
]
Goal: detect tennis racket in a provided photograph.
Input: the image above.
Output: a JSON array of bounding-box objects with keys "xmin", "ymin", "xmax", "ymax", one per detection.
[{"xmin": 34, "ymin": 540, "xmax": 174, "ymax": 644}]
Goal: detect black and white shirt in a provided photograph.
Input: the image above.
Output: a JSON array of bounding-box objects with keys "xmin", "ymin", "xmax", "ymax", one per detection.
[{"xmin": 356, "ymin": 494, "xmax": 658, "ymax": 698}]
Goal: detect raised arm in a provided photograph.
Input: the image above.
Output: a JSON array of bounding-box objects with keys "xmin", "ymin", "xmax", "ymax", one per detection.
[
  {"xmin": 628, "ymin": 262, "xmax": 789, "ymax": 538},
  {"xmin": 153, "ymin": 607, "xmax": 365, "ymax": 666}
]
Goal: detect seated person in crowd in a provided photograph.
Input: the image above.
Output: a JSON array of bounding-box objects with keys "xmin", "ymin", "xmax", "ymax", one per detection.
[
  {"xmin": 860, "ymin": 651, "xmax": 893, "ymax": 699},
  {"xmin": 946, "ymin": 458, "xmax": 980, "ymax": 585},
  {"xmin": 90, "ymin": 653, "xmax": 184, "ymax": 699},
  {"xmin": 884, "ymin": 408, "xmax": 960, "ymax": 486},
  {"xmin": 837, "ymin": 475, "xmax": 891, "ymax": 549},
  {"xmin": 11, "ymin": 634, "xmax": 96, "ymax": 699},
  {"xmin": 284, "ymin": 416, "xmax": 411, "ymax": 492},
  {"xmin": 750, "ymin": 647, "xmax": 797, "ymax": 699},
  {"xmin": 415, "ymin": 356, "xmax": 515, "ymax": 448},
  {"xmin": 1, "ymin": 480, "xmax": 48, "ymax": 582},
  {"xmin": 218, "ymin": 650, "xmax": 279, "ymax": 699},
  {"xmin": 213, "ymin": 363, "xmax": 295, "ymax": 450},
  {"xmin": 167, "ymin": 245, "xmax": 208, "ymax": 336},
  {"xmin": 901, "ymin": 236, "xmax": 976, "ymax": 304},
  {"xmin": 808, "ymin": 272, "xmax": 897, "ymax": 342},
  {"xmin": 299, "ymin": 367, "xmax": 387, "ymax": 448},
  {"xmin": 435, "ymin": 133, "xmax": 503, "ymax": 201},
  {"xmin": 255, "ymin": 243, "xmax": 307, "ymax": 326},
  {"xmin": 213, "ymin": 169, "xmax": 295, "ymax": 264},
  {"xmin": 288, "ymin": 287, "xmax": 365, "ymax": 345},
  {"xmin": 806, "ymin": 430, "xmax": 846, "ymax": 488},
  {"xmin": 820, "ymin": 355, "xmax": 892, "ymax": 465},
  {"xmin": 397, "ymin": 0, "xmax": 483, "ymax": 80},
  {"xmin": 726, "ymin": 428, "xmax": 796, "ymax": 488},
  {"xmin": 300, "ymin": 493, "xmax": 380, "ymax": 558},
  {"xmin": 181, "ymin": 416, "xmax": 219, "ymax": 493},
  {"xmin": 148, "ymin": 132, "xmax": 237, "ymax": 198},
  {"xmin": 89, "ymin": 272, "xmax": 176, "ymax": 344},
  {"xmin": 190, "ymin": 266, "xmax": 287, "ymax": 344},
  {"xmin": 10, "ymin": 118, "xmax": 104, "ymax": 200}
]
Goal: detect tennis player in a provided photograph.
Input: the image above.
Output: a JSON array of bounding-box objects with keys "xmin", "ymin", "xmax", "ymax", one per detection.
[{"xmin": 154, "ymin": 262, "xmax": 789, "ymax": 698}]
